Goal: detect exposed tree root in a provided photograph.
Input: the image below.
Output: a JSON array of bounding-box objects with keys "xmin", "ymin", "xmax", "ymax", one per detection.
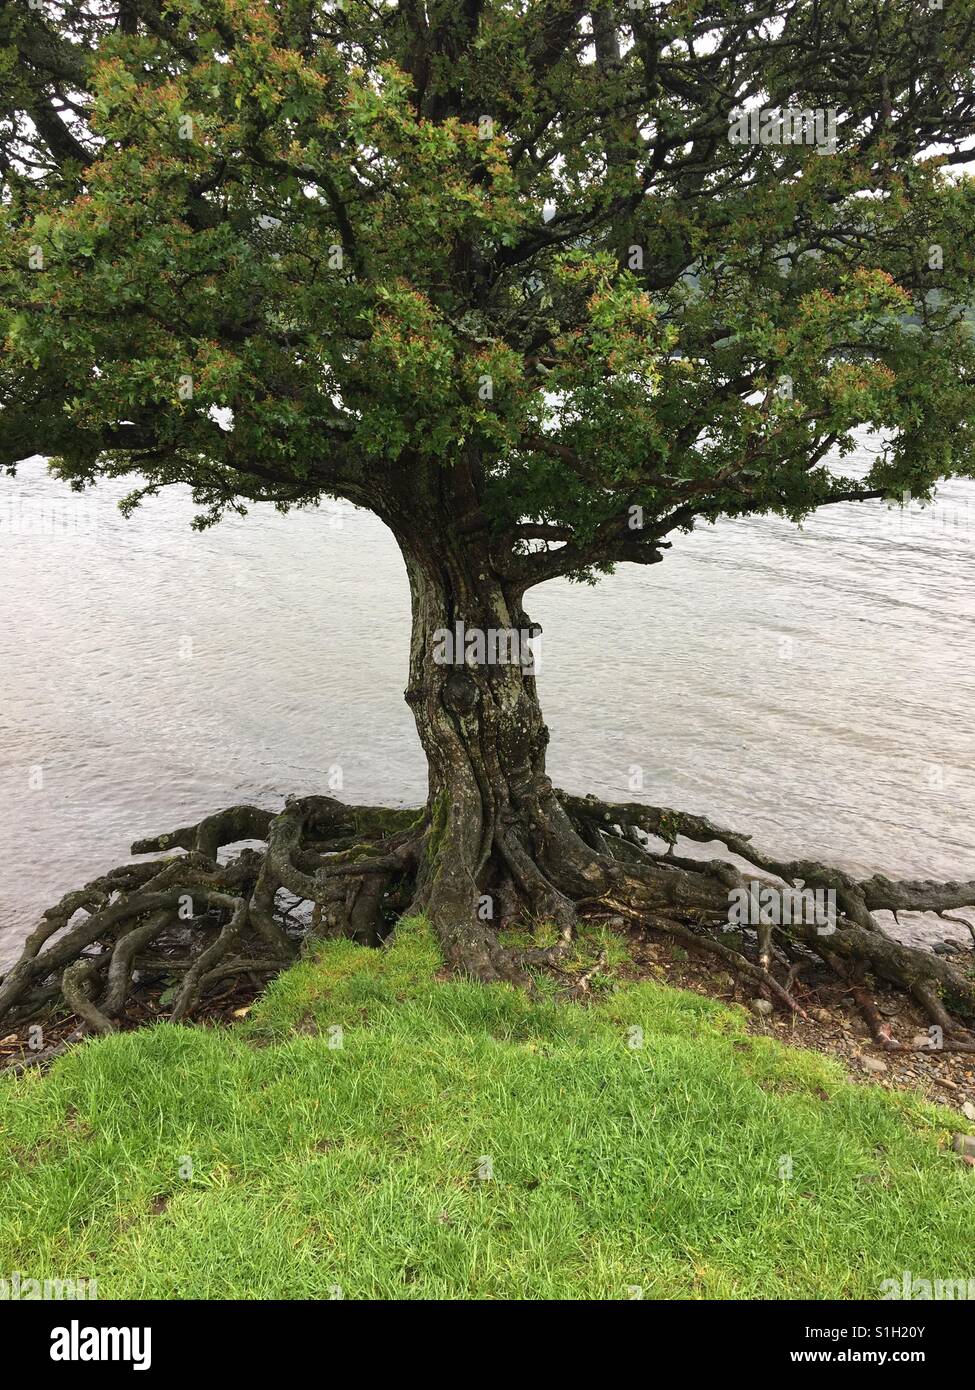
[
  {"xmin": 0, "ymin": 797, "xmax": 422, "ymax": 1049},
  {"xmin": 560, "ymin": 793, "xmax": 975, "ymax": 1048},
  {"xmin": 1, "ymin": 789, "xmax": 973, "ymax": 1061}
]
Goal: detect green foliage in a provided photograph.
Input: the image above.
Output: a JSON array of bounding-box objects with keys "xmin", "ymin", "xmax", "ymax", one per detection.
[
  {"xmin": 2, "ymin": 1, "xmax": 974, "ymax": 566},
  {"xmin": 0, "ymin": 917, "xmax": 970, "ymax": 1299}
]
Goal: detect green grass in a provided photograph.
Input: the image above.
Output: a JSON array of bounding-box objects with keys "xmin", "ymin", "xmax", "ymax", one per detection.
[{"xmin": 0, "ymin": 917, "xmax": 971, "ymax": 1299}]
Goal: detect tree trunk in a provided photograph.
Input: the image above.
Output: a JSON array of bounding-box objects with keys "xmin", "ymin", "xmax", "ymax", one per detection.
[{"xmin": 391, "ymin": 516, "xmax": 609, "ymax": 978}]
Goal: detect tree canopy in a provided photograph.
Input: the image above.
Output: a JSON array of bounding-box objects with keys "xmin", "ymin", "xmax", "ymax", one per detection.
[{"xmin": 3, "ymin": 0, "xmax": 975, "ymax": 586}]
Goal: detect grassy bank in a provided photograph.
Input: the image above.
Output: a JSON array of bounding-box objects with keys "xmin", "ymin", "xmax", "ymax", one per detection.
[{"xmin": 0, "ymin": 919, "xmax": 971, "ymax": 1299}]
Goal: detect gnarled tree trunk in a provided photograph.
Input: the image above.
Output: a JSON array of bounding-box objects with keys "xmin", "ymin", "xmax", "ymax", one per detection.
[{"xmin": 390, "ymin": 508, "xmax": 609, "ymax": 979}]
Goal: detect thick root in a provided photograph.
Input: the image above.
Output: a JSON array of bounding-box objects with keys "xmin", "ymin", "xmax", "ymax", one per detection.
[
  {"xmin": 1, "ymin": 787, "xmax": 972, "ymax": 1057},
  {"xmin": 0, "ymin": 797, "xmax": 423, "ymax": 1052},
  {"xmin": 559, "ymin": 792, "xmax": 975, "ymax": 1046}
]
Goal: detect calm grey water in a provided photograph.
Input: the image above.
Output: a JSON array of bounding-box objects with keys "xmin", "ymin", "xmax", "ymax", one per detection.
[{"xmin": 1, "ymin": 438, "xmax": 973, "ymax": 968}]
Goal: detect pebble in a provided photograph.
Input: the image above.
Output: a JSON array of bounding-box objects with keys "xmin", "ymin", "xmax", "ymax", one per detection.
[
  {"xmin": 749, "ymin": 998, "xmax": 774, "ymax": 1018},
  {"xmin": 952, "ymin": 1134, "xmax": 975, "ymax": 1159},
  {"xmin": 861, "ymin": 1056, "xmax": 888, "ymax": 1075},
  {"xmin": 962, "ymin": 1102, "xmax": 975, "ymax": 1122}
]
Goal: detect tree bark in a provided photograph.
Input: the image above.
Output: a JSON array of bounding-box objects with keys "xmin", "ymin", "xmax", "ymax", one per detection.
[{"xmin": 389, "ymin": 508, "xmax": 609, "ymax": 978}]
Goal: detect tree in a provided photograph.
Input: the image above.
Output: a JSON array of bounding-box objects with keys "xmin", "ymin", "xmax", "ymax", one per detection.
[{"xmin": 2, "ymin": 0, "xmax": 975, "ymax": 1047}]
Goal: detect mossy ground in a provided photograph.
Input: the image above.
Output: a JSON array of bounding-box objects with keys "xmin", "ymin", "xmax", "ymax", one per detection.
[{"xmin": 0, "ymin": 918, "xmax": 971, "ymax": 1299}]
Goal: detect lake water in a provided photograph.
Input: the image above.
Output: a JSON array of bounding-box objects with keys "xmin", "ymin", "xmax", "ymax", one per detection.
[{"xmin": 1, "ymin": 438, "xmax": 973, "ymax": 969}]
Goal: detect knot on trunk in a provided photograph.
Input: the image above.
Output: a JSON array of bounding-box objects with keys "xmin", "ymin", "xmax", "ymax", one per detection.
[{"xmin": 442, "ymin": 670, "xmax": 480, "ymax": 715}]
